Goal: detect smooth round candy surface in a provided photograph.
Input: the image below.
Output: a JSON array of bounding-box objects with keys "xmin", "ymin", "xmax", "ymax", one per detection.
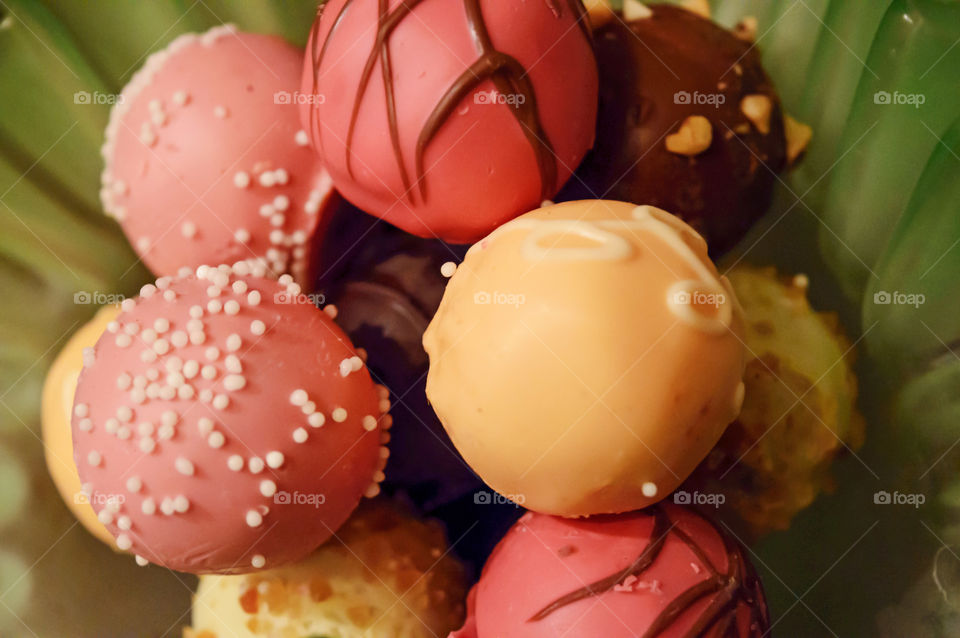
[
  {"xmin": 301, "ymin": 0, "xmax": 598, "ymax": 243},
  {"xmin": 71, "ymin": 266, "xmax": 387, "ymax": 573},
  {"xmin": 101, "ymin": 25, "xmax": 337, "ymax": 280},
  {"xmin": 451, "ymin": 506, "xmax": 769, "ymax": 638},
  {"xmin": 423, "ymin": 200, "xmax": 745, "ymax": 516}
]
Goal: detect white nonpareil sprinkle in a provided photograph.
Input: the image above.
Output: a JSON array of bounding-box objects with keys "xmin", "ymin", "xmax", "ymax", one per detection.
[
  {"xmin": 208, "ymin": 431, "xmax": 225, "ymax": 448},
  {"xmin": 233, "ymin": 171, "xmax": 250, "ymax": 188},
  {"xmin": 248, "ymin": 457, "xmax": 265, "ymax": 474},
  {"xmin": 332, "ymin": 407, "xmax": 347, "ymax": 423},
  {"xmin": 247, "ymin": 291, "xmax": 261, "ymax": 306},
  {"xmin": 293, "ymin": 427, "xmax": 308, "ymax": 443},
  {"xmin": 295, "ymin": 130, "xmax": 309, "ymax": 146},
  {"xmin": 265, "ymin": 451, "xmax": 284, "ymax": 468},
  {"xmin": 227, "ymin": 455, "xmax": 244, "ymax": 471},
  {"xmin": 289, "ymin": 389, "xmax": 308, "ymax": 406},
  {"xmin": 87, "ymin": 450, "xmax": 102, "ymax": 466},
  {"xmin": 214, "ymin": 105, "xmax": 228, "ymax": 118},
  {"xmin": 362, "ymin": 415, "xmax": 378, "ymax": 431},
  {"xmin": 213, "ymin": 394, "xmax": 230, "ymax": 410},
  {"xmin": 175, "ymin": 457, "xmax": 194, "ymax": 476},
  {"xmin": 224, "ymin": 300, "xmax": 240, "ymax": 315},
  {"xmin": 226, "ymin": 334, "xmax": 242, "ymax": 351},
  {"xmin": 250, "ymin": 320, "xmax": 265, "ymax": 336},
  {"xmin": 441, "ymin": 261, "xmax": 457, "ymax": 278},
  {"xmin": 224, "ymin": 374, "xmax": 246, "ymax": 391},
  {"xmin": 259, "ymin": 480, "xmax": 277, "ymax": 498},
  {"xmin": 126, "ymin": 476, "xmax": 142, "ymax": 493},
  {"xmin": 308, "ymin": 413, "xmax": 325, "ymax": 428},
  {"xmin": 246, "ymin": 510, "xmax": 263, "ymax": 527},
  {"xmin": 74, "ymin": 403, "xmax": 89, "ymax": 418},
  {"xmin": 181, "ymin": 222, "xmax": 197, "ymax": 238},
  {"xmin": 174, "ymin": 495, "xmax": 190, "ymax": 513},
  {"xmin": 141, "ymin": 498, "xmax": 156, "ymax": 515},
  {"xmin": 197, "ymin": 418, "xmax": 214, "ymax": 435},
  {"xmin": 641, "ymin": 482, "xmax": 658, "ymax": 498},
  {"xmin": 116, "ymin": 534, "xmax": 132, "ymax": 551},
  {"xmin": 251, "ymin": 555, "xmax": 266, "ymax": 568},
  {"xmin": 235, "ymin": 228, "xmax": 250, "ymax": 243},
  {"xmin": 135, "ymin": 555, "xmax": 149, "ymax": 567}
]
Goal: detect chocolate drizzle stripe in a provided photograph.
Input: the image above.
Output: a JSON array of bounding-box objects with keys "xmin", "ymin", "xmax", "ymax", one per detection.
[
  {"xmin": 310, "ymin": 0, "xmax": 593, "ymax": 206},
  {"xmin": 528, "ymin": 507, "xmax": 672, "ymax": 621},
  {"xmin": 528, "ymin": 505, "xmax": 768, "ymax": 638}
]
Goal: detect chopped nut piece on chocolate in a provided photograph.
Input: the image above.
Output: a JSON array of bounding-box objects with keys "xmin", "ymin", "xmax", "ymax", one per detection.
[
  {"xmin": 785, "ymin": 114, "xmax": 813, "ymax": 164},
  {"xmin": 741, "ymin": 94, "xmax": 774, "ymax": 134},
  {"xmin": 666, "ymin": 115, "xmax": 714, "ymax": 156},
  {"xmin": 680, "ymin": 0, "xmax": 711, "ymax": 19},
  {"xmin": 623, "ymin": 0, "xmax": 653, "ymax": 20},
  {"xmin": 735, "ymin": 16, "xmax": 758, "ymax": 41}
]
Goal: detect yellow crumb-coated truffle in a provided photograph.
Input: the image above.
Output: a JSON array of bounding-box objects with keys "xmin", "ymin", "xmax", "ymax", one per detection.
[
  {"xmin": 423, "ymin": 200, "xmax": 746, "ymax": 517},
  {"xmin": 187, "ymin": 500, "xmax": 467, "ymax": 638},
  {"xmin": 686, "ymin": 266, "xmax": 864, "ymax": 536},
  {"xmin": 41, "ymin": 304, "xmax": 120, "ymax": 547}
]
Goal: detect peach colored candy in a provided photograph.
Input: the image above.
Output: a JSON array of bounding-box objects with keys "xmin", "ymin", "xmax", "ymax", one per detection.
[
  {"xmin": 424, "ymin": 200, "xmax": 745, "ymax": 517},
  {"xmin": 72, "ymin": 264, "xmax": 388, "ymax": 573},
  {"xmin": 101, "ymin": 25, "xmax": 337, "ymax": 282}
]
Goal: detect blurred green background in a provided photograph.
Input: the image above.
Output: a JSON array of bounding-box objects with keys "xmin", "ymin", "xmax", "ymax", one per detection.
[{"xmin": 2, "ymin": 0, "xmax": 960, "ymax": 635}]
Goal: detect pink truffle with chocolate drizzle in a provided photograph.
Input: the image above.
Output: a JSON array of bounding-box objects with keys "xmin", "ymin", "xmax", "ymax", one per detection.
[
  {"xmin": 71, "ymin": 264, "xmax": 389, "ymax": 574},
  {"xmin": 101, "ymin": 25, "xmax": 338, "ymax": 281},
  {"xmin": 300, "ymin": 0, "xmax": 598, "ymax": 243},
  {"xmin": 451, "ymin": 505, "xmax": 769, "ymax": 638}
]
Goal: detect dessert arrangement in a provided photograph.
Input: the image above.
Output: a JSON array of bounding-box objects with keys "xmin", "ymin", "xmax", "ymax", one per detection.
[{"xmin": 22, "ymin": 0, "xmax": 960, "ymax": 634}]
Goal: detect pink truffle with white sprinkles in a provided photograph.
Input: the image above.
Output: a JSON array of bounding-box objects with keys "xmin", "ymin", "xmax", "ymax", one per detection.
[
  {"xmin": 71, "ymin": 263, "xmax": 389, "ymax": 574},
  {"xmin": 101, "ymin": 25, "xmax": 337, "ymax": 282}
]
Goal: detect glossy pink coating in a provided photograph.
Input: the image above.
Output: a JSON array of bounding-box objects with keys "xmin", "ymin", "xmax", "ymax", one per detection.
[
  {"xmin": 300, "ymin": 0, "xmax": 598, "ymax": 243},
  {"xmin": 102, "ymin": 26, "xmax": 337, "ymax": 280},
  {"xmin": 451, "ymin": 505, "xmax": 769, "ymax": 638},
  {"xmin": 71, "ymin": 267, "xmax": 387, "ymax": 574}
]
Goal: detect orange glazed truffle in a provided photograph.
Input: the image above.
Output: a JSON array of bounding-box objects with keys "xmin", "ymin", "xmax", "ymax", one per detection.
[{"xmin": 423, "ymin": 200, "xmax": 745, "ymax": 517}]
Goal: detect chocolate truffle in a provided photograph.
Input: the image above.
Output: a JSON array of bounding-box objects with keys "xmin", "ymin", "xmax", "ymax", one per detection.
[
  {"xmin": 320, "ymin": 220, "xmax": 480, "ymax": 510},
  {"xmin": 451, "ymin": 505, "xmax": 769, "ymax": 638},
  {"xmin": 101, "ymin": 25, "xmax": 338, "ymax": 281},
  {"xmin": 71, "ymin": 264, "xmax": 388, "ymax": 573},
  {"xmin": 423, "ymin": 200, "xmax": 745, "ymax": 517},
  {"xmin": 300, "ymin": 0, "xmax": 598, "ymax": 243},
  {"xmin": 569, "ymin": 4, "xmax": 787, "ymax": 254}
]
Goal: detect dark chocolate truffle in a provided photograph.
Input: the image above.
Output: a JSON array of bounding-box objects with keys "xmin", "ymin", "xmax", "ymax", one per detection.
[{"xmin": 567, "ymin": 4, "xmax": 787, "ymax": 254}]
